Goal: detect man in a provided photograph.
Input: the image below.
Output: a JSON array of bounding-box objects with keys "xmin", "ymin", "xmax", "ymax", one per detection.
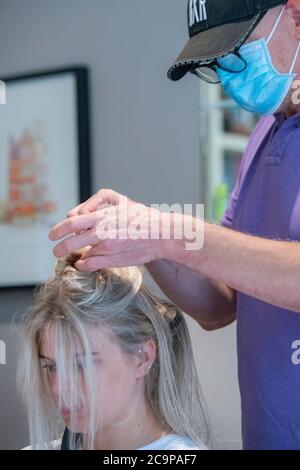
[{"xmin": 49, "ymin": 1, "xmax": 300, "ymax": 450}]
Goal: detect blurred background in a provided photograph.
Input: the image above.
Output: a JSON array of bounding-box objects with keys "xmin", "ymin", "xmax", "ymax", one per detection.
[{"xmin": 0, "ymin": 0, "xmax": 259, "ymax": 450}]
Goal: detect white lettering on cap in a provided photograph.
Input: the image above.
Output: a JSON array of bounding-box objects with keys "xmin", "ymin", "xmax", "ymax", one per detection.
[{"xmin": 189, "ymin": 0, "xmax": 207, "ymax": 28}]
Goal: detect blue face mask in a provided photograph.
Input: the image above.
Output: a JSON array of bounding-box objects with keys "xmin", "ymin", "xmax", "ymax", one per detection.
[{"xmin": 216, "ymin": 6, "xmax": 300, "ymax": 116}]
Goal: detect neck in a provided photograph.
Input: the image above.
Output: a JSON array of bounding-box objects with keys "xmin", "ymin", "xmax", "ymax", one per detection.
[
  {"xmin": 280, "ymin": 76, "xmax": 300, "ymax": 118},
  {"xmin": 281, "ymin": 104, "xmax": 300, "ymax": 118},
  {"xmin": 84, "ymin": 396, "xmax": 172, "ymax": 450}
]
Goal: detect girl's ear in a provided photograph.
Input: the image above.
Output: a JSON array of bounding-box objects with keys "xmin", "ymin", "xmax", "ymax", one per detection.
[
  {"xmin": 135, "ymin": 340, "xmax": 156, "ymax": 379},
  {"xmin": 286, "ymin": 1, "xmax": 300, "ymax": 39}
]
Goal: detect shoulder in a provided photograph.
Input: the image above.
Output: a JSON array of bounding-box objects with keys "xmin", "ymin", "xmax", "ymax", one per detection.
[
  {"xmin": 22, "ymin": 439, "xmax": 62, "ymax": 450},
  {"xmin": 251, "ymin": 115, "xmax": 275, "ymax": 141},
  {"xmin": 161, "ymin": 435, "xmax": 208, "ymax": 450},
  {"xmin": 138, "ymin": 434, "xmax": 208, "ymax": 451},
  {"xmin": 239, "ymin": 116, "xmax": 275, "ymax": 174},
  {"xmin": 220, "ymin": 116, "xmax": 276, "ymax": 228}
]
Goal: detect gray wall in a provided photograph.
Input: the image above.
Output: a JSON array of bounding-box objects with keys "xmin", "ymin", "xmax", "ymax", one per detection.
[{"xmin": 0, "ymin": 0, "xmax": 241, "ymax": 449}]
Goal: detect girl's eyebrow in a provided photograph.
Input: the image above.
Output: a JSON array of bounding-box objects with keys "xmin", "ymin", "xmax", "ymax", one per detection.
[
  {"xmin": 75, "ymin": 352, "xmax": 101, "ymax": 358},
  {"xmin": 38, "ymin": 353, "xmax": 101, "ymax": 361}
]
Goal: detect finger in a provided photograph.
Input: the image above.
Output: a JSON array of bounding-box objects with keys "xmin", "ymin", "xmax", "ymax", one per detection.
[
  {"xmin": 66, "ymin": 189, "xmax": 113, "ymax": 218},
  {"xmin": 49, "ymin": 213, "xmax": 101, "ymax": 241},
  {"xmin": 80, "ymin": 241, "xmax": 111, "ymax": 260},
  {"xmin": 78, "ymin": 189, "xmax": 125, "ymax": 215},
  {"xmin": 77, "ymin": 193, "xmax": 105, "ymax": 215},
  {"xmin": 52, "ymin": 230, "xmax": 99, "ymax": 258},
  {"xmin": 75, "ymin": 254, "xmax": 131, "ymax": 272},
  {"xmin": 67, "ymin": 202, "xmax": 85, "ymax": 218}
]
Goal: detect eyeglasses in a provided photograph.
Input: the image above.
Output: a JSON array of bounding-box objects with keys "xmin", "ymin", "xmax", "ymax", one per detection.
[{"xmin": 190, "ymin": 50, "xmax": 248, "ymax": 84}]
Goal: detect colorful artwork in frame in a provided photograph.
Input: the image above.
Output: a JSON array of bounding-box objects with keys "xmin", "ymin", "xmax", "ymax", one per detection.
[{"xmin": 0, "ymin": 67, "xmax": 91, "ymax": 288}]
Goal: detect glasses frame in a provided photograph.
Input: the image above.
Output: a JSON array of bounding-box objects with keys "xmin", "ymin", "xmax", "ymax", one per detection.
[
  {"xmin": 190, "ymin": 50, "xmax": 248, "ymax": 84},
  {"xmin": 186, "ymin": 10, "xmax": 266, "ymax": 84}
]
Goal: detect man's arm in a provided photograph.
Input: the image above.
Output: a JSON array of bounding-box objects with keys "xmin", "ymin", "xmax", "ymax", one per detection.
[
  {"xmin": 165, "ymin": 218, "xmax": 300, "ymax": 314},
  {"xmin": 49, "ymin": 189, "xmax": 300, "ymax": 314},
  {"xmin": 146, "ymin": 259, "xmax": 237, "ymax": 331}
]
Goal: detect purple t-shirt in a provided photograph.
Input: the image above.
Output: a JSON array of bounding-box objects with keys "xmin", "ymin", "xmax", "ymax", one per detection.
[{"xmin": 220, "ymin": 111, "xmax": 300, "ymax": 450}]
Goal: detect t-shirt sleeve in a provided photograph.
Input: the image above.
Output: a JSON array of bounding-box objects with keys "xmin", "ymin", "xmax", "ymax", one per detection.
[{"xmin": 220, "ymin": 115, "xmax": 275, "ymax": 228}]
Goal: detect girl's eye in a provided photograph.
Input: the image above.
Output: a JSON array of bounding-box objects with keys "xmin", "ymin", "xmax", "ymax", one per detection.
[
  {"xmin": 42, "ymin": 364, "xmax": 56, "ymax": 374},
  {"xmin": 76, "ymin": 361, "xmax": 85, "ymax": 371}
]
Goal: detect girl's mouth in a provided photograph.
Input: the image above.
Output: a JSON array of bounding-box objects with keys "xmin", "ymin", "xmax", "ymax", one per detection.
[{"xmin": 60, "ymin": 406, "xmax": 83, "ymax": 418}]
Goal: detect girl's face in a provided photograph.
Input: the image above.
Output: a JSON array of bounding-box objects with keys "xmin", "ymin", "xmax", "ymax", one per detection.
[{"xmin": 39, "ymin": 325, "xmax": 154, "ymax": 433}]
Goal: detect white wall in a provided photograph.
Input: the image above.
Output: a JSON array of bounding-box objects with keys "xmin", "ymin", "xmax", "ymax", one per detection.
[{"xmin": 0, "ymin": 0, "xmax": 241, "ymax": 449}]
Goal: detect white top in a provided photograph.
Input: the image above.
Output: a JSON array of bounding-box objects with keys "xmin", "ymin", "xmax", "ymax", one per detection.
[
  {"xmin": 137, "ymin": 433, "xmax": 207, "ymax": 450},
  {"xmin": 23, "ymin": 434, "xmax": 207, "ymax": 450},
  {"xmin": 23, "ymin": 440, "xmax": 61, "ymax": 450}
]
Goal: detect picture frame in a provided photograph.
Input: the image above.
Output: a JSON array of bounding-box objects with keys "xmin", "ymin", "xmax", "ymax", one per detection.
[{"xmin": 0, "ymin": 66, "xmax": 91, "ymax": 288}]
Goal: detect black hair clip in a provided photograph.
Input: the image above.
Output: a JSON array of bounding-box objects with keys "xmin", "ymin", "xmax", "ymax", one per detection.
[{"xmin": 61, "ymin": 428, "xmax": 82, "ymax": 450}]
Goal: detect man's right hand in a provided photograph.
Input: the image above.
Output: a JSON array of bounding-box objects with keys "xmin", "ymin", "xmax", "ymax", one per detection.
[{"xmin": 67, "ymin": 188, "xmax": 132, "ymax": 218}]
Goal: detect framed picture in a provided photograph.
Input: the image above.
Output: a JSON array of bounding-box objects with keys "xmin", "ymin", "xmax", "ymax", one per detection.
[{"xmin": 0, "ymin": 67, "xmax": 91, "ymax": 288}]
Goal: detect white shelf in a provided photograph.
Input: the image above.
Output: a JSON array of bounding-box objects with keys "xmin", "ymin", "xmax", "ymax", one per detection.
[
  {"xmin": 199, "ymin": 82, "xmax": 258, "ymax": 221},
  {"xmin": 221, "ymin": 133, "xmax": 249, "ymax": 152}
]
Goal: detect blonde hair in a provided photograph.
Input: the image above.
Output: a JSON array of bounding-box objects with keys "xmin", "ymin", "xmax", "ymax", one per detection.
[{"xmin": 18, "ymin": 251, "xmax": 211, "ymax": 450}]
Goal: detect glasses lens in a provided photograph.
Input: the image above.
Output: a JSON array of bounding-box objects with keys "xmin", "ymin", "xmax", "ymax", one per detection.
[
  {"xmin": 216, "ymin": 53, "xmax": 246, "ymax": 73},
  {"xmin": 192, "ymin": 66, "xmax": 220, "ymax": 84}
]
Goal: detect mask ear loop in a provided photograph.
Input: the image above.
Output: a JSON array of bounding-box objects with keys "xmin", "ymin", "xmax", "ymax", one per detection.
[
  {"xmin": 289, "ymin": 41, "xmax": 300, "ymax": 74},
  {"xmin": 266, "ymin": 5, "xmax": 286, "ymax": 45},
  {"xmin": 265, "ymin": 5, "xmax": 300, "ymax": 75}
]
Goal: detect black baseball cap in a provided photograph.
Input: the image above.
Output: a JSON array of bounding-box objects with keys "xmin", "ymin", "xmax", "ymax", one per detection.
[{"xmin": 168, "ymin": 0, "xmax": 288, "ymax": 81}]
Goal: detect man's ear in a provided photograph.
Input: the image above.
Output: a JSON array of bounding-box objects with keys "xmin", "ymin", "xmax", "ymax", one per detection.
[{"xmin": 286, "ymin": 0, "xmax": 300, "ymax": 38}]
